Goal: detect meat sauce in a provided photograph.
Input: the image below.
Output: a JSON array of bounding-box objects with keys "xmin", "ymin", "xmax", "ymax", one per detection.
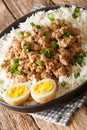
[{"xmin": 2, "ymin": 19, "xmax": 82, "ymax": 83}]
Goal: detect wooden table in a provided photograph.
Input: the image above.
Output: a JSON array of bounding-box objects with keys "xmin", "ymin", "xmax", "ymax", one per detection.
[{"xmin": 0, "ymin": 0, "xmax": 87, "ymax": 130}]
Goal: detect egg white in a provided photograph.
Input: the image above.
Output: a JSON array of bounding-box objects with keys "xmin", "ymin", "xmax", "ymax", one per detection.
[
  {"xmin": 31, "ymin": 78, "xmax": 57, "ymax": 104},
  {"xmin": 2, "ymin": 83, "xmax": 31, "ymax": 106}
]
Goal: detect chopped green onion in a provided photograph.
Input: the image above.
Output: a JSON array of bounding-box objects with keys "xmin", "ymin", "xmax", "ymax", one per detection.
[
  {"xmin": 40, "ymin": 48, "xmax": 53, "ymax": 57},
  {"xmin": 74, "ymin": 7, "xmax": 80, "ymax": 13},
  {"xmin": 74, "ymin": 72, "xmax": 80, "ymax": 78},
  {"xmin": 75, "ymin": 52, "xmax": 86, "ymax": 64},
  {"xmin": 51, "ymin": 41, "xmax": 57, "ymax": 49},
  {"xmin": 30, "ymin": 22, "xmax": 42, "ymax": 29},
  {"xmin": 61, "ymin": 81, "xmax": 66, "ymax": 87},
  {"xmin": 9, "ymin": 63, "xmax": 22, "ymax": 75},
  {"xmin": 30, "ymin": 22, "xmax": 35, "ymax": 26},
  {"xmin": 44, "ymin": 32, "xmax": 49, "ymax": 36},
  {"xmin": 40, "ymin": 49, "xmax": 47, "ymax": 55},
  {"xmin": 9, "ymin": 63, "xmax": 19, "ymax": 73},
  {"xmin": 72, "ymin": 13, "xmax": 78, "ymax": 19},
  {"xmin": 62, "ymin": 30, "xmax": 72, "ymax": 38},
  {"xmin": 18, "ymin": 31, "xmax": 23, "ymax": 37},
  {"xmin": 35, "ymin": 25, "xmax": 42, "ymax": 29},
  {"xmin": 15, "ymin": 70, "xmax": 22, "ymax": 75},
  {"xmin": 0, "ymin": 80, "xmax": 4, "ymax": 84},
  {"xmin": 23, "ymin": 45, "xmax": 31, "ymax": 52},
  {"xmin": 13, "ymin": 58, "xmax": 19, "ymax": 63},
  {"xmin": 35, "ymin": 60, "xmax": 43, "ymax": 66},
  {"xmin": 61, "ymin": 23, "xmax": 66, "ymax": 27},
  {"xmin": 47, "ymin": 13, "xmax": 55, "ymax": 21},
  {"xmin": 61, "ymin": 4, "xmax": 66, "ymax": 8},
  {"xmin": 3, "ymin": 60, "xmax": 8, "ymax": 63},
  {"xmin": 46, "ymin": 49, "xmax": 53, "ymax": 57},
  {"xmin": 24, "ymin": 33, "xmax": 31, "ymax": 38}
]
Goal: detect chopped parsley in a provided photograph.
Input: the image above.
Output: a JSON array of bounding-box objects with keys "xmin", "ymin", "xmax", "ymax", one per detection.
[
  {"xmin": 35, "ymin": 60, "xmax": 43, "ymax": 66},
  {"xmin": 51, "ymin": 41, "xmax": 57, "ymax": 49},
  {"xmin": 61, "ymin": 81, "xmax": 66, "ymax": 87},
  {"xmin": 47, "ymin": 13, "xmax": 55, "ymax": 21}
]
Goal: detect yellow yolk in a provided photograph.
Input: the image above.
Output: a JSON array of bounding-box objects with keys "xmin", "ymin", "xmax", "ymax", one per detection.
[
  {"xmin": 33, "ymin": 81, "xmax": 53, "ymax": 94},
  {"xmin": 6, "ymin": 86, "xmax": 28, "ymax": 98}
]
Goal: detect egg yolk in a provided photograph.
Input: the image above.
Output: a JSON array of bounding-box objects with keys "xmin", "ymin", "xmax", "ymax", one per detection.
[
  {"xmin": 33, "ymin": 81, "xmax": 53, "ymax": 94},
  {"xmin": 6, "ymin": 86, "xmax": 28, "ymax": 98}
]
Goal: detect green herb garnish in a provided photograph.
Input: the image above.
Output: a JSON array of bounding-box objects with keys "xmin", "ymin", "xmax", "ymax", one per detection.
[
  {"xmin": 30, "ymin": 22, "xmax": 42, "ymax": 29},
  {"xmin": 18, "ymin": 31, "xmax": 23, "ymax": 37},
  {"xmin": 44, "ymin": 32, "xmax": 49, "ymax": 36},
  {"xmin": 35, "ymin": 25, "xmax": 42, "ymax": 29},
  {"xmin": 47, "ymin": 13, "xmax": 55, "ymax": 21},
  {"xmin": 74, "ymin": 7, "xmax": 80, "ymax": 13},
  {"xmin": 40, "ymin": 49, "xmax": 47, "ymax": 55},
  {"xmin": 23, "ymin": 45, "xmax": 31, "ymax": 52},
  {"xmin": 62, "ymin": 30, "xmax": 72, "ymax": 38},
  {"xmin": 72, "ymin": 13, "xmax": 78, "ymax": 19},
  {"xmin": 74, "ymin": 72, "xmax": 80, "ymax": 78},
  {"xmin": 24, "ymin": 33, "xmax": 31, "ymax": 38},
  {"xmin": 9, "ymin": 63, "xmax": 22, "ymax": 75},
  {"xmin": 15, "ymin": 70, "xmax": 22, "ymax": 75},
  {"xmin": 75, "ymin": 52, "xmax": 86, "ymax": 64},
  {"xmin": 40, "ymin": 48, "xmax": 53, "ymax": 57},
  {"xmin": 46, "ymin": 49, "xmax": 53, "ymax": 57},
  {"xmin": 9, "ymin": 63, "xmax": 19, "ymax": 73},
  {"xmin": 61, "ymin": 81, "xmax": 66, "ymax": 87},
  {"xmin": 35, "ymin": 60, "xmax": 43, "ymax": 66},
  {"xmin": 61, "ymin": 23, "xmax": 66, "ymax": 27},
  {"xmin": 30, "ymin": 22, "xmax": 35, "ymax": 27},
  {"xmin": 51, "ymin": 41, "xmax": 57, "ymax": 49},
  {"xmin": 72, "ymin": 7, "xmax": 80, "ymax": 19},
  {"xmin": 13, "ymin": 58, "xmax": 19, "ymax": 63}
]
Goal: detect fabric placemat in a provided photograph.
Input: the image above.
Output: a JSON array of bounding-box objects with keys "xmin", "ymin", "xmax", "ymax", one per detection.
[{"xmin": 28, "ymin": 4, "xmax": 87, "ymax": 126}]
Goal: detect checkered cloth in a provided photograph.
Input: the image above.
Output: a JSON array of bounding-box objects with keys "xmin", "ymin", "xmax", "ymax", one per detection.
[{"xmin": 29, "ymin": 5, "xmax": 87, "ymax": 126}]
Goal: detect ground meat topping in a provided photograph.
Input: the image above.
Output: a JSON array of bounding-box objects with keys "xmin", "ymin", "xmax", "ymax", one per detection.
[{"xmin": 1, "ymin": 19, "xmax": 82, "ymax": 82}]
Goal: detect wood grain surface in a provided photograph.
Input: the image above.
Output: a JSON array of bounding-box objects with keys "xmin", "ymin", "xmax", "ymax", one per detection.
[{"xmin": 0, "ymin": 0, "xmax": 87, "ymax": 130}]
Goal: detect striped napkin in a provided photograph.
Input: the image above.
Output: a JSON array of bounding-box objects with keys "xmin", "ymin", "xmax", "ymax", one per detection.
[{"xmin": 28, "ymin": 4, "xmax": 87, "ymax": 126}]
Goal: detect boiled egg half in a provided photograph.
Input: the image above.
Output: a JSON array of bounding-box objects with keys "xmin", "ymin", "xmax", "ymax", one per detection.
[
  {"xmin": 31, "ymin": 78, "xmax": 57, "ymax": 103},
  {"xmin": 3, "ymin": 85, "xmax": 30, "ymax": 106}
]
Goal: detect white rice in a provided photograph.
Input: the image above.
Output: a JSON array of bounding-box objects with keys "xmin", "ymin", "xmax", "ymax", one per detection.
[{"xmin": 0, "ymin": 5, "xmax": 87, "ymax": 99}]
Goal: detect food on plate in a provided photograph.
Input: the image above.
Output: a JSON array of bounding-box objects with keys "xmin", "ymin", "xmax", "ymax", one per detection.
[
  {"xmin": 0, "ymin": 19, "xmax": 82, "ymax": 83},
  {"xmin": 3, "ymin": 85, "xmax": 30, "ymax": 105},
  {"xmin": 31, "ymin": 78, "xmax": 56, "ymax": 103},
  {"xmin": 0, "ymin": 5, "xmax": 87, "ymax": 105}
]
